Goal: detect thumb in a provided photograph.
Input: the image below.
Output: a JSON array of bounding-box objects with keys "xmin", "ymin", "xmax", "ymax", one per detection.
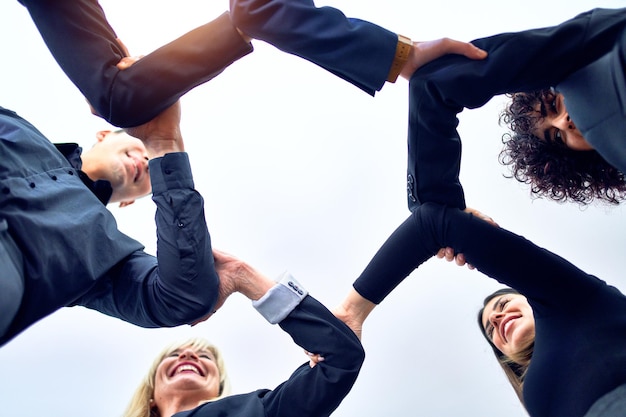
[{"xmin": 116, "ymin": 55, "xmax": 144, "ymax": 70}]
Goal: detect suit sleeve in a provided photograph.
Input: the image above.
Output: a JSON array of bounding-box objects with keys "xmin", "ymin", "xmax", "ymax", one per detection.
[
  {"xmin": 260, "ymin": 295, "xmax": 365, "ymax": 417},
  {"xmin": 76, "ymin": 153, "xmax": 219, "ymax": 327},
  {"xmin": 230, "ymin": 0, "xmax": 398, "ymax": 95},
  {"xmin": 353, "ymin": 202, "xmax": 603, "ymax": 315},
  {"xmin": 407, "ymin": 7, "xmax": 626, "ymax": 209},
  {"xmin": 18, "ymin": 0, "xmax": 252, "ymax": 127}
]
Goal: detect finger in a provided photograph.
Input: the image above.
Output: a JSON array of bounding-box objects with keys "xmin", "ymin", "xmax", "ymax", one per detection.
[
  {"xmin": 443, "ymin": 38, "xmax": 488, "ymax": 60},
  {"xmin": 436, "ymin": 248, "xmax": 446, "ymax": 259},
  {"xmin": 416, "ymin": 38, "xmax": 486, "ymax": 65},
  {"xmin": 478, "ymin": 214, "xmax": 499, "ymax": 228},
  {"xmin": 485, "ymin": 216, "xmax": 500, "ymax": 227},
  {"xmin": 212, "ymin": 249, "xmax": 226, "ymax": 262},
  {"xmin": 116, "ymin": 55, "xmax": 143, "ymax": 70},
  {"xmin": 306, "ymin": 351, "xmax": 320, "ymax": 368},
  {"xmin": 305, "ymin": 351, "xmax": 325, "ymax": 362},
  {"xmin": 86, "ymin": 99, "xmax": 100, "ymax": 117},
  {"xmin": 455, "ymin": 253, "xmax": 467, "ymax": 267},
  {"xmin": 444, "ymin": 247, "xmax": 455, "ymax": 262},
  {"xmin": 115, "ymin": 37, "xmax": 131, "ymax": 57}
]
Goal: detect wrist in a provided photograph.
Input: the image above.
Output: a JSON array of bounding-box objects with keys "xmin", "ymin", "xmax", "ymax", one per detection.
[
  {"xmin": 235, "ymin": 26, "xmax": 252, "ymax": 43},
  {"xmin": 145, "ymin": 133, "xmax": 184, "ymax": 158},
  {"xmin": 386, "ymin": 34, "xmax": 412, "ymax": 83},
  {"xmin": 252, "ymin": 272, "xmax": 308, "ymax": 324},
  {"xmin": 125, "ymin": 127, "xmax": 184, "ymax": 158},
  {"xmin": 236, "ymin": 263, "xmax": 275, "ymax": 301},
  {"xmin": 342, "ymin": 288, "xmax": 376, "ymax": 323}
]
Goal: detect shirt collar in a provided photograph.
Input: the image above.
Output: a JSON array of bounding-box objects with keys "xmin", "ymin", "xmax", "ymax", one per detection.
[{"xmin": 54, "ymin": 143, "xmax": 113, "ymax": 205}]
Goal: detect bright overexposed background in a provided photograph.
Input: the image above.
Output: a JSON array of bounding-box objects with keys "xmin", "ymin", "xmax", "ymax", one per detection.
[{"xmin": 1, "ymin": 1, "xmax": 625, "ymax": 416}]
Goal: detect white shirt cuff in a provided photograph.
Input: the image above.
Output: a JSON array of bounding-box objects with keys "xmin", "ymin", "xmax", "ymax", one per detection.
[{"xmin": 252, "ymin": 272, "xmax": 308, "ymax": 324}]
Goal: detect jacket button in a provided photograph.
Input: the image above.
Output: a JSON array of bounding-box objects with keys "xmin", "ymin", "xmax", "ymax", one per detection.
[{"xmin": 407, "ymin": 174, "xmax": 416, "ymax": 202}]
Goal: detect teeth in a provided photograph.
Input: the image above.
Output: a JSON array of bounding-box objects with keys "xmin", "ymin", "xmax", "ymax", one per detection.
[
  {"xmin": 503, "ymin": 319, "xmax": 515, "ymax": 339},
  {"xmin": 176, "ymin": 364, "xmax": 200, "ymax": 374}
]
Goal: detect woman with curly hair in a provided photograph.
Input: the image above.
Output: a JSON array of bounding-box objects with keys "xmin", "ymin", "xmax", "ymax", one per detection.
[
  {"xmin": 399, "ymin": 7, "xmax": 626, "ymax": 209},
  {"xmin": 500, "ymin": 89, "xmax": 626, "ymax": 205}
]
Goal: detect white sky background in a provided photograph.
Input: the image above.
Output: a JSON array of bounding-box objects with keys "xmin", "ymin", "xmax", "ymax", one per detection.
[{"xmin": 1, "ymin": 0, "xmax": 626, "ymax": 416}]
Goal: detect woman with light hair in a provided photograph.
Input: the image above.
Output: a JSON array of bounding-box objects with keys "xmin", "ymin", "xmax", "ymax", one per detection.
[
  {"xmin": 123, "ymin": 250, "xmax": 364, "ymax": 417},
  {"xmin": 123, "ymin": 337, "xmax": 231, "ymax": 417}
]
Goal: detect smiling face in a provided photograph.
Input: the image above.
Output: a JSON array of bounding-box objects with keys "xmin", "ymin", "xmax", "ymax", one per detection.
[
  {"xmin": 481, "ymin": 293, "xmax": 536, "ymax": 361},
  {"xmin": 531, "ymin": 91, "xmax": 593, "ymax": 151},
  {"xmin": 152, "ymin": 345, "xmax": 221, "ymax": 412},
  {"xmin": 82, "ymin": 130, "xmax": 151, "ymax": 205}
]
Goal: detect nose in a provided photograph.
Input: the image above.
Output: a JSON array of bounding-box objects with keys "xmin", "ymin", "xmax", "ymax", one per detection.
[
  {"xmin": 489, "ymin": 311, "xmax": 504, "ymax": 328},
  {"xmin": 553, "ymin": 110, "xmax": 577, "ymax": 131},
  {"xmin": 178, "ymin": 348, "xmax": 199, "ymax": 361}
]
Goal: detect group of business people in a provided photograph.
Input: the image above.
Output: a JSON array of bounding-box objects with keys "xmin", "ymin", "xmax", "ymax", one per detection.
[{"xmin": 3, "ymin": 0, "xmax": 626, "ymax": 416}]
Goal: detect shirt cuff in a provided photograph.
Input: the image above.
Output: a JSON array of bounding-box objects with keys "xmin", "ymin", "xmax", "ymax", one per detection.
[
  {"xmin": 252, "ymin": 272, "xmax": 308, "ymax": 324},
  {"xmin": 149, "ymin": 152, "xmax": 195, "ymax": 195},
  {"xmin": 386, "ymin": 34, "xmax": 412, "ymax": 83}
]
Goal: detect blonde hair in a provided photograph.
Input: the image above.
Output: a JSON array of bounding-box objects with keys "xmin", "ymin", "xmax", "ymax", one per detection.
[{"xmin": 122, "ymin": 337, "xmax": 232, "ymax": 417}]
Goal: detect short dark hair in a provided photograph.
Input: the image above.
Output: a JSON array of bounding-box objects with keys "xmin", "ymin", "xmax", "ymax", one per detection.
[{"xmin": 499, "ymin": 89, "xmax": 626, "ymax": 205}]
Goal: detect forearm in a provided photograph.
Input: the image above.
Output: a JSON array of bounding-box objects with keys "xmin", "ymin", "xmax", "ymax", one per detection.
[
  {"xmin": 407, "ymin": 7, "xmax": 626, "ymax": 209},
  {"xmin": 230, "ymin": 0, "xmax": 399, "ymax": 95},
  {"xmin": 402, "ymin": 204, "xmax": 598, "ymax": 304},
  {"xmin": 422, "ymin": 204, "xmax": 600, "ymax": 306},
  {"xmin": 19, "ymin": 0, "xmax": 252, "ymax": 127},
  {"xmin": 262, "ymin": 295, "xmax": 364, "ymax": 417},
  {"xmin": 149, "ymin": 153, "xmax": 219, "ymax": 322},
  {"xmin": 415, "ymin": 9, "xmax": 626, "ymax": 109},
  {"xmin": 353, "ymin": 213, "xmax": 434, "ymax": 304},
  {"xmin": 106, "ymin": 12, "xmax": 253, "ymax": 127}
]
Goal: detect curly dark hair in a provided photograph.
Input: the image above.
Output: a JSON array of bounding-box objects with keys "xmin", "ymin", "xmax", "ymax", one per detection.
[{"xmin": 499, "ymin": 89, "xmax": 626, "ymax": 205}]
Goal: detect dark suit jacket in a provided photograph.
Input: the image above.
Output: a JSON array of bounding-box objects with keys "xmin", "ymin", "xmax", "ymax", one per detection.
[
  {"xmin": 558, "ymin": 28, "xmax": 626, "ymax": 174},
  {"xmin": 19, "ymin": 0, "xmax": 253, "ymax": 127},
  {"xmin": 407, "ymin": 8, "xmax": 626, "ymax": 210},
  {"xmin": 177, "ymin": 296, "xmax": 365, "ymax": 417},
  {"xmin": 230, "ymin": 0, "xmax": 399, "ymax": 95}
]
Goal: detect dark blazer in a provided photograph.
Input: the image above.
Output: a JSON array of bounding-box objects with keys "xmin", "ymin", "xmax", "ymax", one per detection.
[
  {"xmin": 178, "ymin": 296, "xmax": 365, "ymax": 417},
  {"xmin": 230, "ymin": 0, "xmax": 399, "ymax": 96},
  {"xmin": 18, "ymin": 0, "xmax": 253, "ymax": 127},
  {"xmin": 407, "ymin": 8, "xmax": 626, "ymax": 210},
  {"xmin": 557, "ymin": 28, "xmax": 626, "ymax": 174},
  {"xmin": 20, "ymin": 0, "xmax": 398, "ymax": 126}
]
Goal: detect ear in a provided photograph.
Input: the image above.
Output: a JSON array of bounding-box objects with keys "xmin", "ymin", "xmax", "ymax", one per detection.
[
  {"xmin": 118, "ymin": 200, "xmax": 135, "ymax": 208},
  {"xmin": 149, "ymin": 399, "xmax": 159, "ymax": 417},
  {"xmin": 96, "ymin": 130, "xmax": 112, "ymax": 142}
]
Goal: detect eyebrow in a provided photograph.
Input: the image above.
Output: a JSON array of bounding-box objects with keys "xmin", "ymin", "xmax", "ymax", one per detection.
[
  {"xmin": 538, "ymin": 99, "xmax": 548, "ymax": 117},
  {"xmin": 483, "ymin": 296, "xmax": 504, "ymax": 330}
]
